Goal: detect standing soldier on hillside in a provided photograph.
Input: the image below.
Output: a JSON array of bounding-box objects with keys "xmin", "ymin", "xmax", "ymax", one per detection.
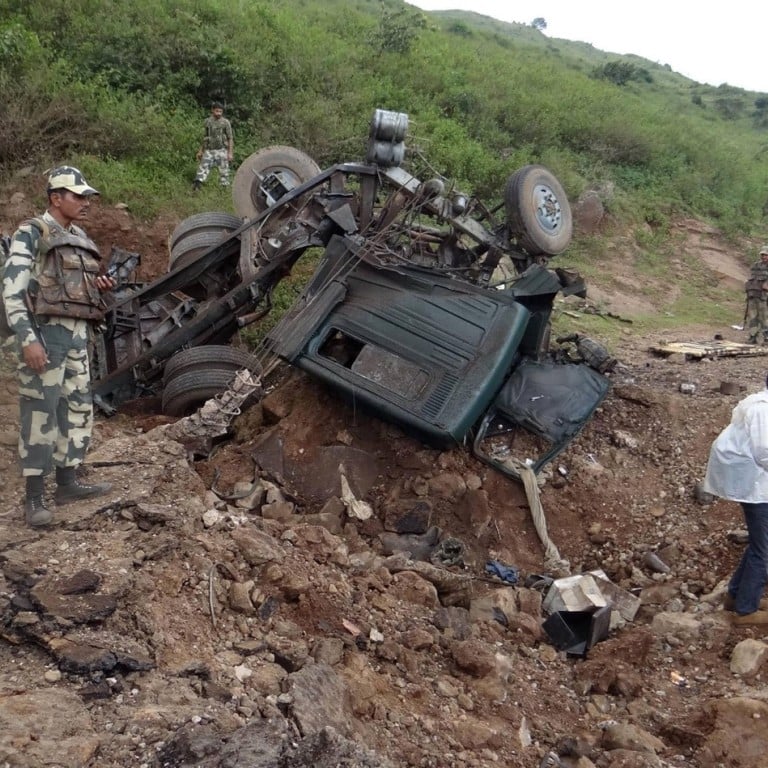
[
  {"xmin": 1, "ymin": 166, "xmax": 116, "ymax": 527},
  {"xmin": 193, "ymin": 101, "xmax": 234, "ymax": 191},
  {"xmin": 745, "ymin": 245, "xmax": 768, "ymax": 345}
]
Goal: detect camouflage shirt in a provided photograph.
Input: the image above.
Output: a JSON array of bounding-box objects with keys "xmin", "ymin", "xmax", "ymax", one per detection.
[
  {"xmin": 2, "ymin": 211, "xmax": 86, "ymax": 346},
  {"xmin": 751, "ymin": 260, "xmax": 768, "ymax": 281},
  {"xmin": 203, "ymin": 116, "xmax": 233, "ymax": 151},
  {"xmin": 746, "ymin": 259, "xmax": 768, "ymax": 299}
]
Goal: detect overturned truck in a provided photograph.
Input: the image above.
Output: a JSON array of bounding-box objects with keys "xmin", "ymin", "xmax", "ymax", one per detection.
[{"xmin": 93, "ymin": 109, "xmax": 611, "ymax": 481}]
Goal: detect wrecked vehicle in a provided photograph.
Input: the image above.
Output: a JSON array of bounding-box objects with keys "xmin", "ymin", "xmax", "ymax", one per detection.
[{"xmin": 92, "ymin": 109, "xmax": 610, "ymax": 481}]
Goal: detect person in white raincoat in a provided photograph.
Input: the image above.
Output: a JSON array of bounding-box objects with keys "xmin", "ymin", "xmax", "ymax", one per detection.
[{"xmin": 704, "ymin": 376, "xmax": 768, "ymax": 624}]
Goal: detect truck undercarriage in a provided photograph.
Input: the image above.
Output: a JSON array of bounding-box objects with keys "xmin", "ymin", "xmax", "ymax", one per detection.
[{"xmin": 92, "ymin": 109, "xmax": 610, "ymax": 480}]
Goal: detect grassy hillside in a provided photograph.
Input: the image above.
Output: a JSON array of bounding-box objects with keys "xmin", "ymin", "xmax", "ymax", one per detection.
[{"xmin": 1, "ymin": 0, "xmax": 767, "ymax": 248}]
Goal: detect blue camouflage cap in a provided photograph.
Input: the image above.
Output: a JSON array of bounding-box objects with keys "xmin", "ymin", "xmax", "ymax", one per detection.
[{"xmin": 46, "ymin": 166, "xmax": 99, "ymax": 196}]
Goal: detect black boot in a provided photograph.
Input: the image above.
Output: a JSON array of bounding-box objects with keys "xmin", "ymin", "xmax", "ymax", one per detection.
[
  {"xmin": 54, "ymin": 466, "xmax": 112, "ymax": 505},
  {"xmin": 24, "ymin": 475, "xmax": 52, "ymax": 527},
  {"xmin": 192, "ymin": 179, "xmax": 202, "ymax": 192}
]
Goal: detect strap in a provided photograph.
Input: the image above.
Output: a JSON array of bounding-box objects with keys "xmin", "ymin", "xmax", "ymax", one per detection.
[
  {"xmin": 42, "ymin": 232, "xmax": 101, "ymax": 258},
  {"xmin": 24, "ymin": 216, "xmax": 51, "ymax": 242}
]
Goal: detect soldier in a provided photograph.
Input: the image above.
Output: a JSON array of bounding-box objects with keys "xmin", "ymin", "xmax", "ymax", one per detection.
[
  {"xmin": 745, "ymin": 244, "xmax": 768, "ymax": 344},
  {"xmin": 193, "ymin": 101, "xmax": 234, "ymax": 191},
  {"xmin": 1, "ymin": 166, "xmax": 116, "ymax": 527}
]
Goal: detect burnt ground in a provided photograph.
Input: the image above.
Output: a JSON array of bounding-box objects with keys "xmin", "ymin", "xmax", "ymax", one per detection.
[{"xmin": 2, "ymin": 192, "xmax": 768, "ymax": 768}]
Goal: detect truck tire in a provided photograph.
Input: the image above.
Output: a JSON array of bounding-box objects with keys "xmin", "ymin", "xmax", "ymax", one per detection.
[
  {"xmin": 167, "ymin": 230, "xmax": 241, "ymax": 299},
  {"xmin": 232, "ymin": 146, "xmax": 321, "ymax": 219},
  {"xmin": 170, "ymin": 212, "xmax": 242, "ymax": 252},
  {"xmin": 163, "ymin": 345, "xmax": 262, "ymax": 384},
  {"xmin": 161, "ymin": 369, "xmax": 258, "ymax": 416},
  {"xmin": 505, "ymin": 165, "xmax": 572, "ymax": 256},
  {"xmin": 169, "ymin": 230, "xmax": 240, "ymax": 272},
  {"xmin": 162, "ymin": 369, "xmax": 236, "ymax": 416}
]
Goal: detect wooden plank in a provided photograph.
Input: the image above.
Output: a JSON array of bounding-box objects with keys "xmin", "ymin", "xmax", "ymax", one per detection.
[{"xmin": 649, "ymin": 341, "xmax": 768, "ymax": 359}]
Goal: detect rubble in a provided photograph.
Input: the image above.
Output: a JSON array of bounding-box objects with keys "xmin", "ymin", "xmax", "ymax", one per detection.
[{"xmin": 3, "ymin": 178, "xmax": 768, "ymax": 767}]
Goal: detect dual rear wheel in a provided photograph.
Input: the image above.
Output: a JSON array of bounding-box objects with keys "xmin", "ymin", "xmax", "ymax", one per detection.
[{"xmin": 161, "ymin": 345, "xmax": 263, "ymax": 416}]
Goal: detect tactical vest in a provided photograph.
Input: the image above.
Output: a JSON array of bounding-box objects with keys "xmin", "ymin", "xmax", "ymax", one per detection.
[
  {"xmin": 746, "ymin": 261, "xmax": 768, "ymax": 299},
  {"xmin": 29, "ymin": 229, "xmax": 105, "ymax": 322},
  {"xmin": 203, "ymin": 116, "xmax": 231, "ymax": 150},
  {"xmin": 0, "ymin": 218, "xmax": 104, "ymax": 338},
  {"xmin": 745, "ymin": 277, "xmax": 765, "ymax": 299}
]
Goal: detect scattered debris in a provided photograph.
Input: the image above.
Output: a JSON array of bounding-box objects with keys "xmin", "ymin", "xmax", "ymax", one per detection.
[
  {"xmin": 339, "ymin": 467, "xmax": 373, "ymax": 521},
  {"xmin": 342, "ymin": 619, "xmax": 362, "ymax": 637},
  {"xmin": 543, "ymin": 604, "xmax": 611, "ymax": 656},
  {"xmin": 670, "ymin": 670, "xmax": 688, "ymax": 688},
  {"xmin": 516, "ymin": 462, "xmax": 571, "ymax": 575},
  {"xmin": 643, "ymin": 551, "xmax": 671, "ymax": 574},
  {"xmin": 542, "ymin": 573, "xmax": 608, "ymax": 615},
  {"xmin": 541, "ymin": 569, "xmax": 641, "ymax": 653},
  {"xmin": 560, "ymin": 299, "xmax": 634, "ymax": 324},
  {"xmin": 555, "ymin": 333, "xmax": 618, "ymax": 373},
  {"xmin": 649, "ymin": 340, "xmax": 768, "ymax": 359},
  {"xmin": 164, "ymin": 369, "xmax": 263, "ymax": 444},
  {"xmin": 429, "ymin": 537, "xmax": 465, "ymax": 567},
  {"xmin": 484, "ymin": 560, "xmax": 520, "ymax": 584}
]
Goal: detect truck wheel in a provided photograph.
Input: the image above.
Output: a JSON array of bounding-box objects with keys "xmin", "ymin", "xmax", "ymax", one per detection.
[
  {"xmin": 163, "ymin": 345, "xmax": 262, "ymax": 384},
  {"xmin": 505, "ymin": 165, "xmax": 572, "ymax": 256},
  {"xmin": 161, "ymin": 368, "xmax": 261, "ymax": 416},
  {"xmin": 232, "ymin": 146, "xmax": 321, "ymax": 219},
  {"xmin": 169, "ymin": 230, "xmax": 240, "ymax": 272},
  {"xmin": 170, "ymin": 212, "xmax": 242, "ymax": 253},
  {"xmin": 167, "ymin": 231, "xmax": 241, "ymax": 299}
]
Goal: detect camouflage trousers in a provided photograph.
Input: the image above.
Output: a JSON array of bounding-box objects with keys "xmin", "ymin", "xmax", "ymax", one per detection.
[
  {"xmin": 16, "ymin": 321, "xmax": 93, "ymax": 477},
  {"xmin": 195, "ymin": 148, "xmax": 230, "ymax": 186},
  {"xmin": 746, "ymin": 297, "xmax": 768, "ymax": 342}
]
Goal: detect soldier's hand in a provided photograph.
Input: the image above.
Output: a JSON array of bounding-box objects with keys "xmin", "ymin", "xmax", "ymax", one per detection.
[
  {"xmin": 196, "ymin": 150, "xmax": 202, "ymax": 160},
  {"xmin": 94, "ymin": 275, "xmax": 117, "ymax": 293},
  {"xmin": 23, "ymin": 341, "xmax": 48, "ymax": 373}
]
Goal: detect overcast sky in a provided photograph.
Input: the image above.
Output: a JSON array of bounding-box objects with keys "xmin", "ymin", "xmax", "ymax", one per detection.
[{"xmin": 408, "ymin": 1, "xmax": 767, "ymax": 93}]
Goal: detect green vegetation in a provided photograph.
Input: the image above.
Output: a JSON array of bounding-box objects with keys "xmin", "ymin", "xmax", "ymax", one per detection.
[{"xmin": 0, "ymin": 0, "xmax": 766, "ymax": 332}]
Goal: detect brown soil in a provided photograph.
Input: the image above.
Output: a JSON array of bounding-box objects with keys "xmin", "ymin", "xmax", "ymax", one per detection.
[{"xmin": 1, "ymin": 188, "xmax": 767, "ymax": 768}]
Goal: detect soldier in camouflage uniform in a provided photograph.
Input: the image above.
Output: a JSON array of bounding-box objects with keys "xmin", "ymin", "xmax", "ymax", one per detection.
[
  {"xmin": 1, "ymin": 167, "xmax": 116, "ymax": 527},
  {"xmin": 193, "ymin": 101, "xmax": 234, "ymax": 190},
  {"xmin": 745, "ymin": 244, "xmax": 768, "ymax": 345}
]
